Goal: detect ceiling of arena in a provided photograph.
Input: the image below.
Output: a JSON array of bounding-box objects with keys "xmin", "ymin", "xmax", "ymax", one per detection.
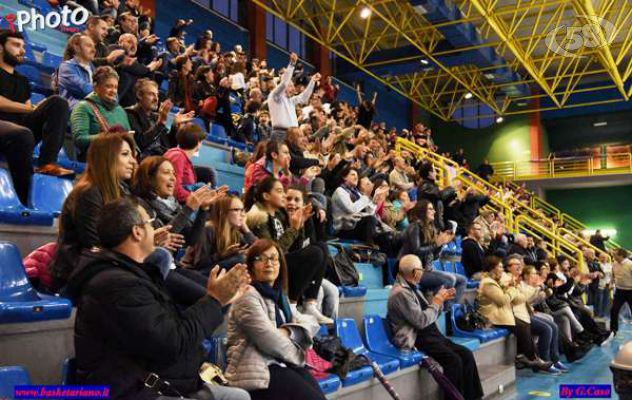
[{"xmin": 250, "ymin": 0, "xmax": 632, "ymax": 122}]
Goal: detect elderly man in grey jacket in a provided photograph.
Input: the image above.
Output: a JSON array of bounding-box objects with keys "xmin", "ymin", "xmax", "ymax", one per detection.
[{"xmin": 387, "ymin": 255, "xmax": 484, "ymax": 400}]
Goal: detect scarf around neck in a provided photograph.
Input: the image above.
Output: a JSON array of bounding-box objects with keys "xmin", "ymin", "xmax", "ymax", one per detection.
[{"xmin": 251, "ymin": 281, "xmax": 292, "ymax": 327}]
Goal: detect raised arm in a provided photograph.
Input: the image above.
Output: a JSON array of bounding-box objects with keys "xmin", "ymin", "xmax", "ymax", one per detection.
[{"xmin": 270, "ymin": 53, "xmax": 298, "ymax": 100}]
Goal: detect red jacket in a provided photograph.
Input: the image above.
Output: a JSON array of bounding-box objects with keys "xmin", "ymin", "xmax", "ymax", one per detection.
[
  {"xmin": 23, "ymin": 242, "xmax": 57, "ymax": 289},
  {"xmin": 164, "ymin": 147, "xmax": 196, "ymax": 203}
]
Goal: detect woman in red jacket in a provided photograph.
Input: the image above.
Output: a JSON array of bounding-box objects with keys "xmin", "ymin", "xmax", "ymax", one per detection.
[{"xmin": 164, "ymin": 123, "xmax": 208, "ymax": 203}]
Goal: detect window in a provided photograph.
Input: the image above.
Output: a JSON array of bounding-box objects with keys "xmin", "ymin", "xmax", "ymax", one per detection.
[
  {"xmin": 267, "ymin": 13, "xmax": 306, "ymax": 58},
  {"xmin": 210, "ymin": 0, "xmax": 238, "ymax": 22}
]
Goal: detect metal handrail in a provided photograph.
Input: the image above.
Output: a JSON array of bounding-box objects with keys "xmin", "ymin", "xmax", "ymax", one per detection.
[
  {"xmin": 557, "ymin": 227, "xmax": 612, "ymax": 264},
  {"xmin": 490, "ymin": 152, "xmax": 632, "ymax": 180}
]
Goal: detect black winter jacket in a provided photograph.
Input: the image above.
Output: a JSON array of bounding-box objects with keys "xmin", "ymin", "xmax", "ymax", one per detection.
[{"xmin": 65, "ymin": 249, "xmax": 223, "ymax": 399}]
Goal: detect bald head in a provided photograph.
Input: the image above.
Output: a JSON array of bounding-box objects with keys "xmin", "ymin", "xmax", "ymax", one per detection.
[
  {"xmin": 516, "ymin": 233, "xmax": 528, "ymax": 248},
  {"xmin": 399, "ymin": 254, "xmax": 422, "ymax": 277}
]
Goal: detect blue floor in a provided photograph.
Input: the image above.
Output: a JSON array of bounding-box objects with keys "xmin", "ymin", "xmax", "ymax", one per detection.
[{"xmin": 515, "ymin": 323, "xmax": 632, "ymax": 399}]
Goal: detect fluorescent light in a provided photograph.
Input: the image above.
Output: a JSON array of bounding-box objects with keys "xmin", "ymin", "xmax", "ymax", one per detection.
[
  {"xmin": 420, "ymin": 59, "xmax": 429, "ymax": 65},
  {"xmin": 360, "ymin": 7, "xmax": 371, "ymax": 19},
  {"xmin": 582, "ymin": 228, "xmax": 617, "ymax": 237},
  {"xmin": 496, "ymin": 117, "xmax": 504, "ymax": 123},
  {"xmin": 484, "ymin": 73, "xmax": 495, "ymax": 79},
  {"xmin": 593, "ymin": 121, "xmax": 607, "ymax": 127},
  {"xmin": 464, "ymin": 92, "xmax": 473, "ymax": 99},
  {"xmin": 517, "ymin": 102, "xmax": 528, "ymax": 106}
]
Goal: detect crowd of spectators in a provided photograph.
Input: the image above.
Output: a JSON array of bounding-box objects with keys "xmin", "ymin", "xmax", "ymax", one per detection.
[{"xmin": 1, "ymin": 3, "xmax": 631, "ymax": 399}]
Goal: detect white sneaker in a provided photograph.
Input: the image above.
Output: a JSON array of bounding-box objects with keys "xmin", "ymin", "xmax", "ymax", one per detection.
[
  {"xmin": 302, "ymin": 302, "xmax": 334, "ymax": 324},
  {"xmin": 289, "ymin": 303, "xmax": 317, "ymax": 324}
]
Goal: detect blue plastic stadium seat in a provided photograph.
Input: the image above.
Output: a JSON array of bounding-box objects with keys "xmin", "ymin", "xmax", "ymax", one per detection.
[
  {"xmin": 453, "ymin": 262, "xmax": 480, "ymax": 289},
  {"xmin": 0, "ymin": 366, "xmax": 31, "ymax": 398},
  {"xmin": 0, "ymin": 169, "xmax": 55, "ymax": 226},
  {"xmin": 450, "ymin": 336, "xmax": 480, "ymax": 352},
  {"xmin": 363, "ymin": 315, "xmax": 424, "ymax": 368},
  {"xmin": 16, "ymin": 64, "xmax": 41, "ymax": 86},
  {"xmin": 206, "ymin": 134, "xmax": 229, "ymax": 146},
  {"xmin": 335, "ymin": 319, "xmax": 399, "ymax": 377},
  {"xmin": 318, "ymin": 374, "xmax": 341, "ymax": 394},
  {"xmin": 41, "ymin": 52, "xmax": 62, "ymax": 71},
  {"xmin": 30, "ymin": 92, "xmax": 46, "ymax": 105},
  {"xmin": 191, "ymin": 118, "xmax": 208, "ymax": 133},
  {"xmin": 317, "ymin": 324, "xmax": 329, "ymax": 337},
  {"xmin": 432, "ymin": 259, "xmax": 443, "ymax": 271},
  {"xmin": 0, "ymin": 242, "xmax": 72, "ymax": 323},
  {"xmin": 28, "ymin": 173, "xmax": 74, "ymax": 216},
  {"xmin": 450, "ymin": 304, "xmax": 508, "ymax": 343},
  {"xmin": 340, "ymin": 285, "xmax": 367, "ymax": 297},
  {"xmin": 211, "ymin": 123, "xmax": 227, "ymax": 138}
]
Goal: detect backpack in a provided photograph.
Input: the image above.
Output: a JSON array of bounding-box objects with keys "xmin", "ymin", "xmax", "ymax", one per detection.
[
  {"xmin": 456, "ymin": 300, "xmax": 492, "ymax": 331},
  {"xmin": 327, "ymin": 244, "xmax": 360, "ymax": 287}
]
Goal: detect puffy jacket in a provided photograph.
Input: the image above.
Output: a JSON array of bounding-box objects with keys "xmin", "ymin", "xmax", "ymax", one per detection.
[
  {"xmin": 246, "ymin": 203, "xmax": 299, "ymax": 253},
  {"xmin": 225, "ymin": 285, "xmax": 318, "ymax": 390},
  {"xmin": 23, "ymin": 242, "xmax": 57, "ymax": 289},
  {"xmin": 65, "ymin": 248, "xmax": 223, "ymax": 399},
  {"xmin": 57, "ymin": 58, "xmax": 95, "ymax": 110},
  {"xmin": 477, "ymin": 275, "xmax": 519, "ymax": 326}
]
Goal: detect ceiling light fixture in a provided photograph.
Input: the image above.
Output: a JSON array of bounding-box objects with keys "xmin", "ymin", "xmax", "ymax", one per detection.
[
  {"xmin": 464, "ymin": 92, "xmax": 473, "ymax": 99},
  {"xmin": 420, "ymin": 59, "xmax": 429, "ymax": 65},
  {"xmin": 496, "ymin": 117, "xmax": 504, "ymax": 123},
  {"xmin": 360, "ymin": 7, "xmax": 371, "ymax": 19}
]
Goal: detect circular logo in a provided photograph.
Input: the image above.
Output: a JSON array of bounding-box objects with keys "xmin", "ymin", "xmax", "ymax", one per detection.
[{"xmin": 545, "ymin": 15, "xmax": 615, "ymax": 59}]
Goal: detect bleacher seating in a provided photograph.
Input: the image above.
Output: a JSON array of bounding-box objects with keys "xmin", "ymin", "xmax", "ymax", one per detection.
[
  {"xmin": 0, "ymin": 169, "xmax": 55, "ymax": 226},
  {"xmin": 335, "ymin": 319, "xmax": 400, "ymax": 375},
  {"xmin": 28, "ymin": 174, "xmax": 73, "ymax": 217},
  {"xmin": 0, "ymin": 241, "xmax": 72, "ymax": 323},
  {"xmin": 0, "ymin": 366, "xmax": 31, "ymax": 398},
  {"xmin": 450, "ymin": 304, "xmax": 509, "ymax": 343},
  {"xmin": 363, "ymin": 315, "xmax": 425, "ymax": 368}
]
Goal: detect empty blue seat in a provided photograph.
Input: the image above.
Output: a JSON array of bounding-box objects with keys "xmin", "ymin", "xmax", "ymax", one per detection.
[
  {"xmin": 432, "ymin": 259, "xmax": 443, "ymax": 271},
  {"xmin": 30, "ymin": 92, "xmax": 46, "ymax": 105},
  {"xmin": 15, "ymin": 64, "xmax": 41, "ymax": 86},
  {"xmin": 340, "ymin": 285, "xmax": 367, "ymax": 297},
  {"xmin": 318, "ymin": 374, "xmax": 341, "ymax": 394},
  {"xmin": 363, "ymin": 315, "xmax": 424, "ymax": 368},
  {"xmin": 191, "ymin": 118, "xmax": 208, "ymax": 133},
  {"xmin": 41, "ymin": 52, "xmax": 62, "ymax": 71},
  {"xmin": 450, "ymin": 336, "xmax": 480, "ymax": 351},
  {"xmin": 211, "ymin": 123, "xmax": 227, "ymax": 138},
  {"xmin": 0, "ymin": 241, "xmax": 72, "ymax": 323},
  {"xmin": 0, "ymin": 366, "xmax": 31, "ymax": 398},
  {"xmin": 335, "ymin": 319, "xmax": 399, "ymax": 377},
  {"xmin": 450, "ymin": 304, "xmax": 508, "ymax": 343},
  {"xmin": 28, "ymin": 173, "xmax": 73, "ymax": 216},
  {"xmin": 453, "ymin": 262, "xmax": 480, "ymax": 289},
  {"xmin": 0, "ymin": 169, "xmax": 55, "ymax": 226}
]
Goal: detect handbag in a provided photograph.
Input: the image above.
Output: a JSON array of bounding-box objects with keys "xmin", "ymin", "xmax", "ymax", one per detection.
[
  {"xmin": 326, "ymin": 244, "xmax": 360, "ymax": 287},
  {"xmin": 199, "ymin": 362, "xmax": 228, "ymax": 386},
  {"xmin": 85, "ymin": 99, "xmax": 111, "ymax": 134}
]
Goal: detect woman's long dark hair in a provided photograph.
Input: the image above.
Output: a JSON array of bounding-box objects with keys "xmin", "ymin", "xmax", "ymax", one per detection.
[{"xmin": 408, "ymin": 199, "xmax": 436, "ymax": 244}]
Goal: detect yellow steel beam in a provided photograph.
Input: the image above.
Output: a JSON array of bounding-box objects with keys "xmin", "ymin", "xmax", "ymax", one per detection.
[
  {"xmin": 357, "ymin": 0, "xmax": 504, "ymax": 115},
  {"xmin": 571, "ymin": 0, "xmax": 628, "ymax": 100},
  {"xmin": 469, "ymin": 0, "xmax": 563, "ymax": 108},
  {"xmin": 249, "ymin": 0, "xmax": 452, "ymax": 121}
]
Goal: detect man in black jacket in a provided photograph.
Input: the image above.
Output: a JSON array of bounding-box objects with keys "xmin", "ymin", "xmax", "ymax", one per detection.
[
  {"xmin": 461, "ymin": 222, "xmax": 486, "ymax": 279},
  {"xmin": 126, "ymin": 79, "xmax": 194, "ymax": 158},
  {"xmin": 65, "ymin": 198, "xmax": 251, "ymax": 400},
  {"xmin": 509, "ymin": 234, "xmax": 537, "ymax": 265},
  {"xmin": 85, "ymin": 16, "xmax": 125, "ymax": 67}
]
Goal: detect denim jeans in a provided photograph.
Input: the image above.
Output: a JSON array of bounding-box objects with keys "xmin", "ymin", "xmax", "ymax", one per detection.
[
  {"xmin": 317, "ymin": 279, "xmax": 340, "ymax": 319},
  {"xmin": 594, "ymin": 288, "xmax": 611, "ymax": 318},
  {"xmin": 418, "ymin": 269, "xmax": 467, "ymax": 306},
  {"xmin": 531, "ymin": 313, "xmax": 560, "ymax": 362}
]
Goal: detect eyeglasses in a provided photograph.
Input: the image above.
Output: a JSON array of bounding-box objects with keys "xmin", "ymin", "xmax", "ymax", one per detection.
[
  {"xmin": 254, "ymin": 255, "xmax": 280, "ymax": 264},
  {"xmin": 138, "ymin": 216, "xmax": 156, "ymax": 226},
  {"xmin": 229, "ymin": 208, "xmax": 245, "ymax": 213}
]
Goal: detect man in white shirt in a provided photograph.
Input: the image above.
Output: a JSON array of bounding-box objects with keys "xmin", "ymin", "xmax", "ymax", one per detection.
[
  {"xmin": 611, "ymin": 248, "xmax": 632, "ymax": 334},
  {"xmin": 268, "ymin": 52, "xmax": 320, "ymax": 142}
]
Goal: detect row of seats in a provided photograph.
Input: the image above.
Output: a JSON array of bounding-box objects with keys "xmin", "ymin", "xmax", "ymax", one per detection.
[{"xmin": 432, "ymin": 259, "xmax": 479, "ymax": 289}]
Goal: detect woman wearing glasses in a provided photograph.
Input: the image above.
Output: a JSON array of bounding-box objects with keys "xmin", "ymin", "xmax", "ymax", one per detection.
[
  {"xmin": 246, "ymin": 176, "xmax": 330, "ymax": 323},
  {"xmin": 225, "ymin": 239, "xmax": 324, "ymax": 400},
  {"xmin": 181, "ymin": 195, "xmax": 257, "ymax": 273},
  {"xmin": 477, "ymin": 256, "xmax": 553, "ymax": 372}
]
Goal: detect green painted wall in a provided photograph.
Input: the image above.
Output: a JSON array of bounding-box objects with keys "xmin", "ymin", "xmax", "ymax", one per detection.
[
  {"xmin": 430, "ymin": 114, "xmax": 550, "ymax": 169},
  {"xmin": 545, "ymin": 185, "xmax": 632, "ymax": 249}
]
